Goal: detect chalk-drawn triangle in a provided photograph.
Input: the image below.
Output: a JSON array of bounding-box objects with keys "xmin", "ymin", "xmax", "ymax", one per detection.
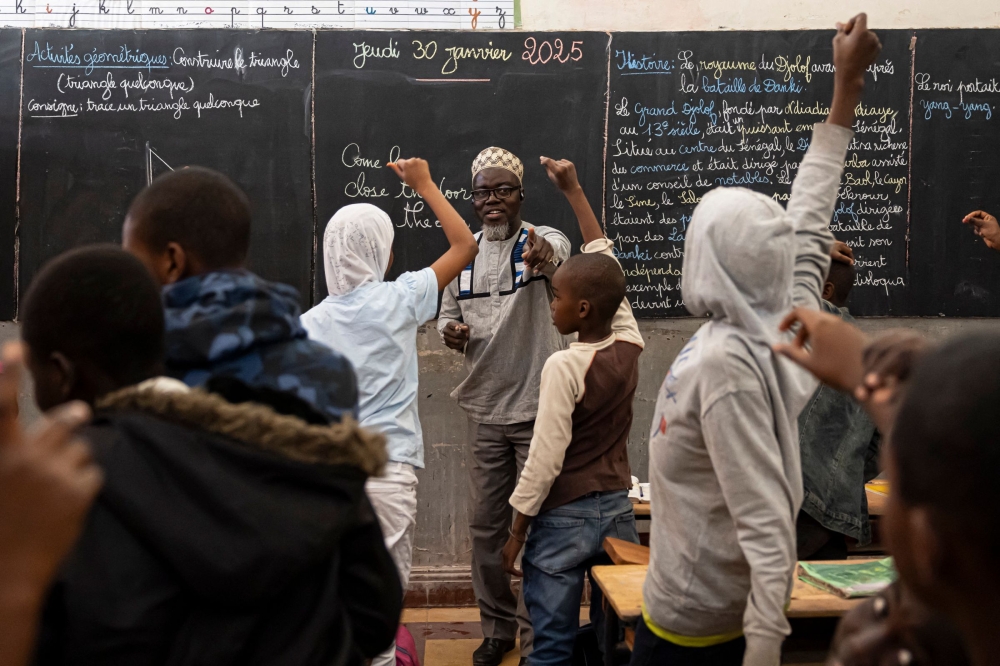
[{"xmin": 145, "ymin": 141, "xmax": 175, "ymax": 186}]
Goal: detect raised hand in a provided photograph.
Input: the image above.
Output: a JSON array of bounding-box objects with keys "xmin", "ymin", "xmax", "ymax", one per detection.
[
  {"xmin": 833, "ymin": 13, "xmax": 882, "ymax": 91},
  {"xmin": 540, "ymin": 156, "xmax": 582, "ymax": 194},
  {"xmin": 523, "ymin": 228, "xmax": 555, "ymax": 270},
  {"xmin": 387, "ymin": 158, "xmax": 435, "ymax": 192},
  {"xmin": 831, "ymin": 240, "xmax": 855, "ymax": 265},
  {"xmin": 442, "ymin": 321, "xmax": 470, "ymax": 352},
  {"xmin": 828, "ymin": 14, "xmax": 882, "ymax": 128},
  {"xmin": 542, "ymin": 157, "xmax": 604, "ymax": 244},
  {"xmin": 772, "ymin": 307, "xmax": 869, "ymax": 393},
  {"xmin": 962, "ymin": 210, "xmax": 1000, "ymax": 251}
]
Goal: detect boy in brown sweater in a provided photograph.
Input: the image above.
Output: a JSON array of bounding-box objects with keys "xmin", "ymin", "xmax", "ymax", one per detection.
[{"xmin": 501, "ymin": 158, "xmax": 644, "ymax": 666}]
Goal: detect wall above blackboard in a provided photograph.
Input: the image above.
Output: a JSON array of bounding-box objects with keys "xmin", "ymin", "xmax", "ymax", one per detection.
[
  {"xmin": 2, "ymin": 28, "xmax": 999, "ymax": 318},
  {"xmin": 0, "ymin": 0, "xmax": 516, "ymax": 30}
]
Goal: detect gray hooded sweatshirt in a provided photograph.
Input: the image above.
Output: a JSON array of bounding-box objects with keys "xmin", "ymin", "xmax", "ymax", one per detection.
[{"xmin": 643, "ymin": 122, "xmax": 853, "ymax": 666}]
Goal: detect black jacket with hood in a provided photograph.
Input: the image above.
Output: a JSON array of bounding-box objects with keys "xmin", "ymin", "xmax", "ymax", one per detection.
[{"xmin": 34, "ymin": 378, "xmax": 401, "ymax": 666}]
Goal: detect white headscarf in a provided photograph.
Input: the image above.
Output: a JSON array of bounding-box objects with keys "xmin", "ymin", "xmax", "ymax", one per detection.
[{"xmin": 323, "ymin": 203, "xmax": 395, "ymax": 297}]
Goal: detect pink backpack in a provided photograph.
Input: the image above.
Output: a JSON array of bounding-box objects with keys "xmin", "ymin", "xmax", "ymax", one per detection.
[{"xmin": 396, "ymin": 625, "xmax": 421, "ymax": 666}]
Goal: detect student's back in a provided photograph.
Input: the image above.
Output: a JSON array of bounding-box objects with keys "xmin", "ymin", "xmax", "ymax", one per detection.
[
  {"xmin": 39, "ymin": 381, "xmax": 397, "ymax": 666},
  {"xmin": 641, "ymin": 17, "xmax": 882, "ymax": 663},
  {"xmin": 301, "ymin": 162, "xmax": 478, "ymax": 666},
  {"xmin": 121, "ymin": 167, "xmax": 358, "ymax": 424},
  {"xmin": 301, "ymin": 203, "xmax": 440, "ymax": 469},
  {"xmin": 644, "ymin": 179, "xmax": 840, "ymax": 651},
  {"xmin": 160, "ymin": 268, "xmax": 358, "ymax": 423},
  {"xmin": 302, "ymin": 270, "xmax": 434, "ymax": 462},
  {"xmin": 22, "ymin": 246, "xmax": 400, "ymax": 666}
]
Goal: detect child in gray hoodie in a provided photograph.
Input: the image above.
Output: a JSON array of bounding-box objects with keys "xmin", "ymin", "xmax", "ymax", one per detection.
[{"xmin": 638, "ymin": 15, "xmax": 882, "ymax": 666}]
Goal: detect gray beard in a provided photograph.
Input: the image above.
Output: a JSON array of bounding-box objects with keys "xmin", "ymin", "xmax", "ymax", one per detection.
[{"xmin": 482, "ymin": 220, "xmax": 514, "ymax": 241}]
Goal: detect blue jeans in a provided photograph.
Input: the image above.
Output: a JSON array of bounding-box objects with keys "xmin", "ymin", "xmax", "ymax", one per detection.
[{"xmin": 522, "ymin": 490, "xmax": 639, "ymax": 666}]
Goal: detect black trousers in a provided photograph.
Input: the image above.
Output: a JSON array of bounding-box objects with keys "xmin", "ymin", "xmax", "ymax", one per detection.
[{"xmin": 629, "ymin": 620, "xmax": 745, "ymax": 666}]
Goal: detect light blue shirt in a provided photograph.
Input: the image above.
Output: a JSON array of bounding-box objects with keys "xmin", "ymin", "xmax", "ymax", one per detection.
[{"xmin": 301, "ymin": 267, "xmax": 438, "ymax": 468}]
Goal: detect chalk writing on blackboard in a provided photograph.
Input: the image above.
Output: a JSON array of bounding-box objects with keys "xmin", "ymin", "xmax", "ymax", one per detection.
[
  {"xmin": 145, "ymin": 141, "xmax": 174, "ymax": 184},
  {"xmin": 19, "ymin": 39, "xmax": 304, "ymax": 121},
  {"xmin": 606, "ymin": 35, "xmax": 911, "ymax": 316}
]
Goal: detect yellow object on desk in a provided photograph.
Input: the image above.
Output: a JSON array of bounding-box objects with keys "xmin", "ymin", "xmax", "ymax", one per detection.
[
  {"xmin": 866, "ymin": 480, "xmax": 889, "ymax": 495},
  {"xmin": 590, "ymin": 563, "xmax": 864, "ymax": 623},
  {"xmin": 866, "ymin": 480, "xmax": 889, "ymax": 516}
]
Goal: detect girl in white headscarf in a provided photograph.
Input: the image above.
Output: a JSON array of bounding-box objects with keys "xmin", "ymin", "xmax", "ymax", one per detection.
[{"xmin": 301, "ymin": 158, "xmax": 477, "ymax": 666}]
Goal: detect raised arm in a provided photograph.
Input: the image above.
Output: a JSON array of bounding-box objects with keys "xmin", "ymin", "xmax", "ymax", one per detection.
[
  {"xmin": 774, "ymin": 307, "xmax": 929, "ymax": 439},
  {"xmin": 788, "ymin": 14, "xmax": 881, "ymax": 310},
  {"xmin": 962, "ymin": 210, "xmax": 1000, "ymax": 251},
  {"xmin": 389, "ymin": 158, "xmax": 479, "ymax": 291},
  {"xmin": 580, "ymin": 237, "xmax": 644, "ymax": 347},
  {"xmin": 541, "ymin": 157, "xmax": 604, "ymax": 245}
]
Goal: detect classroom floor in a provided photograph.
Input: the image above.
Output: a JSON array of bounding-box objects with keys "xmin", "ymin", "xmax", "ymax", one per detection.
[
  {"xmin": 401, "ymin": 607, "xmax": 521, "ymax": 666},
  {"xmin": 402, "ymin": 608, "xmax": 829, "ymax": 666}
]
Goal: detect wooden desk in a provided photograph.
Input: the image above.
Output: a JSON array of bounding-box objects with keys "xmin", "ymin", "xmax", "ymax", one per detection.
[
  {"xmin": 591, "ymin": 564, "xmax": 862, "ymax": 621},
  {"xmin": 591, "ymin": 563, "xmax": 864, "ymax": 665},
  {"xmin": 603, "ymin": 537, "xmax": 650, "ymax": 566},
  {"xmin": 866, "ymin": 488, "xmax": 887, "ymax": 516},
  {"xmin": 630, "ymin": 500, "xmax": 650, "ymax": 517}
]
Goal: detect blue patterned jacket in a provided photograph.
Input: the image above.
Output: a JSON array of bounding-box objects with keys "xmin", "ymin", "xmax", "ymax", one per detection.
[{"xmin": 162, "ymin": 270, "xmax": 359, "ymax": 423}]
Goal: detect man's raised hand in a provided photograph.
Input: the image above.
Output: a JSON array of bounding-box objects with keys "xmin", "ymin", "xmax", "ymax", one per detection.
[{"xmin": 962, "ymin": 210, "xmax": 1000, "ymax": 251}]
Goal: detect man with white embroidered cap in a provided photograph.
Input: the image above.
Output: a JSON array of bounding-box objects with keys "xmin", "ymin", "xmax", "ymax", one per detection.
[{"xmin": 438, "ymin": 147, "xmax": 571, "ymax": 666}]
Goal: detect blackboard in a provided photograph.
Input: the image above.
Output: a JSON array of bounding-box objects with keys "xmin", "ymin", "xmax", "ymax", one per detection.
[
  {"xmin": 0, "ymin": 30, "xmax": 19, "ymax": 320},
  {"xmin": 606, "ymin": 31, "xmax": 912, "ymax": 317},
  {"xmin": 18, "ymin": 29, "xmax": 314, "ymax": 306},
  {"xmin": 909, "ymin": 30, "xmax": 1000, "ymax": 316},
  {"xmin": 313, "ymin": 30, "xmax": 609, "ymax": 300},
  {"xmin": 7, "ymin": 28, "xmax": 1000, "ymax": 318}
]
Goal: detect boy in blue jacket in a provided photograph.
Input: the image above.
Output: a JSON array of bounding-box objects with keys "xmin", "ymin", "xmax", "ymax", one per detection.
[{"xmin": 122, "ymin": 167, "xmax": 358, "ymax": 423}]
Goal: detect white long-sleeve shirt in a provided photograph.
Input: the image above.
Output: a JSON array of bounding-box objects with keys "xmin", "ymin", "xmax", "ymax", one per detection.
[
  {"xmin": 509, "ymin": 238, "xmax": 644, "ymax": 517},
  {"xmin": 437, "ymin": 221, "xmax": 571, "ymax": 425}
]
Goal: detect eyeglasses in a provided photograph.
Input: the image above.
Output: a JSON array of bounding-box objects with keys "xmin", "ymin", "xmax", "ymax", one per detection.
[{"xmin": 471, "ymin": 186, "xmax": 521, "ymax": 202}]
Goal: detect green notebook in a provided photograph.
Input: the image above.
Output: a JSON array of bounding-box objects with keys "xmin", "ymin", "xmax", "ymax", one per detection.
[{"xmin": 797, "ymin": 558, "xmax": 897, "ymax": 599}]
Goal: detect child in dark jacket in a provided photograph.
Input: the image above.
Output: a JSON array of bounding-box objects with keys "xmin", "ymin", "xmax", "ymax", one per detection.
[
  {"xmin": 122, "ymin": 167, "xmax": 358, "ymax": 424},
  {"xmin": 22, "ymin": 245, "xmax": 399, "ymax": 666}
]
